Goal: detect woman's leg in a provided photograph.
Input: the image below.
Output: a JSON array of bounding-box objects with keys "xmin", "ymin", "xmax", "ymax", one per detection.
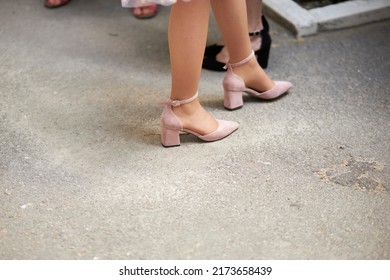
[
  {"xmin": 246, "ymin": 0, "xmax": 263, "ymax": 52},
  {"xmin": 215, "ymin": 0, "xmax": 263, "ymax": 47},
  {"xmin": 168, "ymin": 0, "xmax": 218, "ymax": 134},
  {"xmin": 211, "ymin": 0, "xmax": 274, "ymax": 92},
  {"xmin": 247, "ymin": 0, "xmax": 263, "ymax": 33}
]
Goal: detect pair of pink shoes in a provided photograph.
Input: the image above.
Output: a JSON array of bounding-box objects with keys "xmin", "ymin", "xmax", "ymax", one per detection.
[{"xmin": 160, "ymin": 51, "xmax": 292, "ymax": 147}]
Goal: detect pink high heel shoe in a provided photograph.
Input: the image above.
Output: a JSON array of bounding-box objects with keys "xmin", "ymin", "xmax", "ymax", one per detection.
[
  {"xmin": 223, "ymin": 51, "xmax": 292, "ymax": 110},
  {"xmin": 160, "ymin": 92, "xmax": 239, "ymax": 147}
]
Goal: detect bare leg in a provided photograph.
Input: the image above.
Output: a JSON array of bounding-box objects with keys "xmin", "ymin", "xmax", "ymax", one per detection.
[
  {"xmin": 246, "ymin": 0, "xmax": 263, "ymax": 52},
  {"xmin": 215, "ymin": 0, "xmax": 264, "ymax": 65},
  {"xmin": 247, "ymin": 0, "xmax": 263, "ymax": 32},
  {"xmin": 169, "ymin": 0, "xmax": 218, "ymax": 135},
  {"xmin": 212, "ymin": 0, "xmax": 274, "ymax": 92}
]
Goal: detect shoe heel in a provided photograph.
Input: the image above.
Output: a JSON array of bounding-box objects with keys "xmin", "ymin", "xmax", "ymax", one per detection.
[
  {"xmin": 161, "ymin": 127, "xmax": 180, "ymax": 147},
  {"xmin": 256, "ymin": 31, "xmax": 271, "ymax": 69},
  {"xmin": 224, "ymin": 90, "xmax": 243, "ymax": 110},
  {"xmin": 257, "ymin": 47, "xmax": 270, "ymax": 69}
]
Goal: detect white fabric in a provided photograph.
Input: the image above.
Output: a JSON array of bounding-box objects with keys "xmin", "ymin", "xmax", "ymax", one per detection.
[{"xmin": 121, "ymin": 0, "xmax": 190, "ymax": 7}]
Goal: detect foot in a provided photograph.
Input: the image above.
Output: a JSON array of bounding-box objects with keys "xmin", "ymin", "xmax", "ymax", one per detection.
[
  {"xmin": 133, "ymin": 5, "xmax": 158, "ymax": 19},
  {"xmin": 44, "ymin": 0, "xmax": 71, "ymax": 8},
  {"xmin": 233, "ymin": 56, "xmax": 275, "ymax": 93},
  {"xmin": 172, "ymin": 99, "xmax": 218, "ymax": 136}
]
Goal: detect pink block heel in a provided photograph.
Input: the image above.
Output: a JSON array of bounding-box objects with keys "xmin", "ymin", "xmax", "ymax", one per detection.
[
  {"xmin": 224, "ymin": 89, "xmax": 244, "ymax": 110},
  {"xmin": 223, "ymin": 51, "xmax": 293, "ymax": 110},
  {"xmin": 160, "ymin": 92, "xmax": 239, "ymax": 147},
  {"xmin": 161, "ymin": 127, "xmax": 180, "ymax": 147}
]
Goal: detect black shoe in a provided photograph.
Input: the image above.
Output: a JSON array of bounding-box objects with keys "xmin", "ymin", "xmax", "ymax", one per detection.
[
  {"xmin": 202, "ymin": 16, "xmax": 271, "ymax": 71},
  {"xmin": 262, "ymin": 15, "xmax": 270, "ymax": 33},
  {"xmin": 252, "ymin": 28, "xmax": 271, "ymax": 69},
  {"xmin": 203, "ymin": 16, "xmax": 270, "ymax": 58},
  {"xmin": 202, "ymin": 55, "xmax": 226, "ymax": 72},
  {"xmin": 204, "ymin": 44, "xmax": 224, "ymax": 57}
]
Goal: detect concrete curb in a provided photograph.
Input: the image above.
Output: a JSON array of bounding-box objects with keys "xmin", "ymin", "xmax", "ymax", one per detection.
[{"xmin": 263, "ymin": 0, "xmax": 390, "ymax": 36}]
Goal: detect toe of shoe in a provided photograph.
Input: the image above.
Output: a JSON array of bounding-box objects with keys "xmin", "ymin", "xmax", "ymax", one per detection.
[{"xmin": 200, "ymin": 120, "xmax": 239, "ymax": 142}]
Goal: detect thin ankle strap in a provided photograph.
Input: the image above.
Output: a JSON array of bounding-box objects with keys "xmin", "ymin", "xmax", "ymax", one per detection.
[
  {"xmin": 224, "ymin": 51, "xmax": 255, "ymax": 69},
  {"xmin": 248, "ymin": 30, "xmax": 261, "ymax": 37},
  {"xmin": 160, "ymin": 92, "xmax": 198, "ymax": 107}
]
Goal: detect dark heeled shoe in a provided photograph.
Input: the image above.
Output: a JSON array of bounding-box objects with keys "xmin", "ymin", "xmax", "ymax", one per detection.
[
  {"xmin": 203, "ymin": 16, "xmax": 269, "ymax": 59},
  {"xmin": 250, "ymin": 28, "xmax": 271, "ymax": 69},
  {"xmin": 262, "ymin": 15, "xmax": 270, "ymax": 33},
  {"xmin": 204, "ymin": 44, "xmax": 224, "ymax": 57},
  {"xmin": 202, "ymin": 16, "xmax": 272, "ymax": 71},
  {"xmin": 201, "ymin": 53, "xmax": 226, "ymax": 72}
]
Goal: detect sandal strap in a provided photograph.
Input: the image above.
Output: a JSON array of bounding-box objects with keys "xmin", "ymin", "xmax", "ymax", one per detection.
[
  {"xmin": 160, "ymin": 92, "xmax": 198, "ymax": 107},
  {"xmin": 248, "ymin": 30, "xmax": 262, "ymax": 37},
  {"xmin": 224, "ymin": 50, "xmax": 255, "ymax": 69}
]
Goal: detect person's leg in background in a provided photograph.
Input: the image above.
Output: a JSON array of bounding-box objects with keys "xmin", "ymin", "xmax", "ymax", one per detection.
[
  {"xmin": 132, "ymin": 4, "xmax": 159, "ymax": 19},
  {"xmin": 203, "ymin": 0, "xmax": 271, "ymax": 70},
  {"xmin": 44, "ymin": 0, "xmax": 72, "ymax": 9}
]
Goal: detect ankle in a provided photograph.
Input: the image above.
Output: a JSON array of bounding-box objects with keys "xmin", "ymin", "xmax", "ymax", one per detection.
[
  {"xmin": 216, "ymin": 38, "xmax": 225, "ymax": 46},
  {"xmin": 172, "ymin": 98, "xmax": 201, "ymax": 116},
  {"xmin": 233, "ymin": 57, "xmax": 259, "ymax": 76},
  {"xmin": 250, "ymin": 36, "xmax": 262, "ymax": 52},
  {"xmin": 172, "ymin": 99, "xmax": 218, "ymax": 135},
  {"xmin": 216, "ymin": 46, "xmax": 230, "ymax": 64},
  {"xmin": 232, "ymin": 58, "xmax": 274, "ymax": 92},
  {"xmin": 248, "ymin": 20, "xmax": 263, "ymax": 34}
]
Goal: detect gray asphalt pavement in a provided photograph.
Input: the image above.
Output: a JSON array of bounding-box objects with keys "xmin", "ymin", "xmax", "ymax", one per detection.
[{"xmin": 0, "ymin": 0, "xmax": 389, "ymax": 259}]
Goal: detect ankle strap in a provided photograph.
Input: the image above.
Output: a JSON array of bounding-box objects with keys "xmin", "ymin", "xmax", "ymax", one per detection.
[
  {"xmin": 224, "ymin": 51, "xmax": 255, "ymax": 69},
  {"xmin": 248, "ymin": 30, "xmax": 261, "ymax": 37},
  {"xmin": 160, "ymin": 92, "xmax": 198, "ymax": 107}
]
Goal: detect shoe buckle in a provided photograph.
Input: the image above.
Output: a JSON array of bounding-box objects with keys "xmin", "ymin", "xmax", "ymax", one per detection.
[{"xmin": 171, "ymin": 100, "xmax": 181, "ymax": 107}]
